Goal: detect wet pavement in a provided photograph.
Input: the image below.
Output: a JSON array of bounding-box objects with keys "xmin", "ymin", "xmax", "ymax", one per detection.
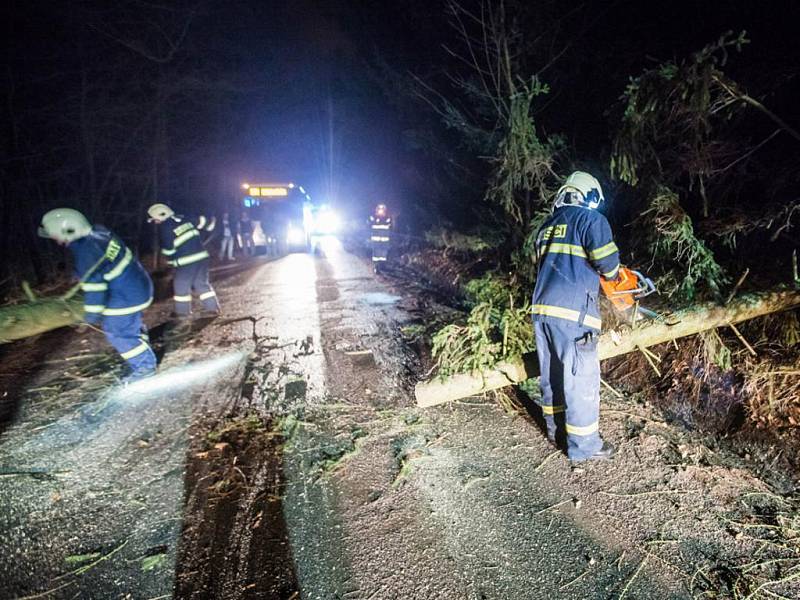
[{"xmin": 1, "ymin": 243, "xmax": 796, "ymax": 599}]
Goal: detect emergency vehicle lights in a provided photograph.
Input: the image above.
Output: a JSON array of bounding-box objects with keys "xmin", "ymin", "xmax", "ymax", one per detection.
[
  {"xmin": 312, "ymin": 207, "xmax": 341, "ymax": 235},
  {"xmin": 287, "ymin": 225, "xmax": 305, "ymax": 246},
  {"xmin": 249, "ymin": 186, "xmax": 289, "ymax": 197}
]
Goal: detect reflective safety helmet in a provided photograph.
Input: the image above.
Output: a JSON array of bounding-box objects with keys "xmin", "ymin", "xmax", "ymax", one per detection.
[
  {"xmin": 554, "ymin": 171, "xmax": 605, "ymax": 210},
  {"xmin": 38, "ymin": 208, "xmax": 92, "ymax": 244},
  {"xmin": 147, "ymin": 203, "xmax": 175, "ymax": 223}
]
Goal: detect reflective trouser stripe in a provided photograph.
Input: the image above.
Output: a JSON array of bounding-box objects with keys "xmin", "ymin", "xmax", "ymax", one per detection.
[
  {"xmin": 532, "ymin": 304, "xmax": 601, "ymax": 330},
  {"xmin": 199, "ymin": 291, "xmax": 216, "ymax": 300},
  {"xmin": 103, "ymin": 298, "xmax": 153, "ymax": 316},
  {"xmin": 589, "ymin": 241, "xmax": 619, "ymax": 261},
  {"xmin": 82, "ymin": 282, "xmax": 108, "ymax": 292},
  {"xmin": 84, "ymin": 304, "xmax": 106, "ymax": 314},
  {"xmin": 372, "ymin": 256, "xmax": 387, "ymax": 261},
  {"xmin": 540, "ymin": 404, "xmax": 565, "ymax": 415},
  {"xmin": 120, "ymin": 340, "xmax": 150, "ymax": 360},
  {"xmin": 174, "ymin": 294, "xmax": 192, "ymax": 302},
  {"xmin": 170, "ymin": 251, "xmax": 209, "ymax": 267},
  {"xmin": 371, "ymin": 236, "xmax": 390, "ymax": 242},
  {"xmin": 566, "ymin": 421, "xmax": 599, "ymax": 436},
  {"xmin": 103, "ymin": 248, "xmax": 133, "ymax": 281}
]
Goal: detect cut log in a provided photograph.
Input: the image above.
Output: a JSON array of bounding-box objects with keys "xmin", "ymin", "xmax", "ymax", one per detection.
[
  {"xmin": 0, "ymin": 298, "xmax": 83, "ymax": 343},
  {"xmin": 415, "ymin": 289, "xmax": 800, "ymax": 408}
]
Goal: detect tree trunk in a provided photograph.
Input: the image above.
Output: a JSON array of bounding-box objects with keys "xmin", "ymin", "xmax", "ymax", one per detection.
[
  {"xmin": 0, "ymin": 298, "xmax": 83, "ymax": 343},
  {"xmin": 415, "ymin": 289, "xmax": 800, "ymax": 408}
]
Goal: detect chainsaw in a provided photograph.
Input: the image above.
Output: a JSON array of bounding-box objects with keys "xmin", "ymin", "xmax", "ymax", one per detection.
[{"xmin": 600, "ymin": 267, "xmax": 661, "ymax": 322}]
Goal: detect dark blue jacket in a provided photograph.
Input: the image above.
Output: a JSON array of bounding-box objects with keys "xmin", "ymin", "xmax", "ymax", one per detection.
[
  {"xmin": 532, "ymin": 205, "xmax": 620, "ymax": 331},
  {"xmin": 157, "ymin": 215, "xmax": 212, "ymax": 267},
  {"xmin": 69, "ymin": 227, "xmax": 153, "ymax": 323}
]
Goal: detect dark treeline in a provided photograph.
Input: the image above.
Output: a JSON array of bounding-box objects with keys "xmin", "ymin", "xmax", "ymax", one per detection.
[
  {"xmin": 0, "ymin": 0, "xmax": 394, "ymax": 288},
  {"xmin": 347, "ymin": 1, "xmax": 800, "ymax": 297},
  {"xmin": 3, "ymin": 0, "xmax": 800, "ymax": 296}
]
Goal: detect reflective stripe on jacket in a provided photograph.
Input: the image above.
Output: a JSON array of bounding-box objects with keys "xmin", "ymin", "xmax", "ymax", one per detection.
[
  {"xmin": 158, "ymin": 215, "xmax": 210, "ymax": 267},
  {"xmin": 531, "ymin": 205, "xmax": 620, "ymax": 331},
  {"xmin": 70, "ymin": 227, "xmax": 153, "ymax": 317}
]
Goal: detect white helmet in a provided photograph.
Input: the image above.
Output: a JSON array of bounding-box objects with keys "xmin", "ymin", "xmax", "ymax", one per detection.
[
  {"xmin": 554, "ymin": 171, "xmax": 605, "ymax": 210},
  {"xmin": 38, "ymin": 208, "xmax": 92, "ymax": 243},
  {"xmin": 147, "ymin": 203, "xmax": 174, "ymax": 223}
]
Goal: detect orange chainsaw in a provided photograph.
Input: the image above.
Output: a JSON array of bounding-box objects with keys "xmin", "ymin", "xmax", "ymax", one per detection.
[{"xmin": 600, "ymin": 267, "xmax": 660, "ymax": 322}]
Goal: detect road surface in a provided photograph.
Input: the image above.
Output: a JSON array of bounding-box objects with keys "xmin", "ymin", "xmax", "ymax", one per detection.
[{"xmin": 0, "ymin": 241, "xmax": 794, "ymax": 599}]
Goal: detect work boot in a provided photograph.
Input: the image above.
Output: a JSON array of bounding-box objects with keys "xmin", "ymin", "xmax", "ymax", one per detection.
[
  {"xmin": 121, "ymin": 367, "xmax": 157, "ymax": 386},
  {"xmin": 589, "ymin": 441, "xmax": 616, "ymax": 460},
  {"xmin": 570, "ymin": 441, "xmax": 616, "ymax": 465}
]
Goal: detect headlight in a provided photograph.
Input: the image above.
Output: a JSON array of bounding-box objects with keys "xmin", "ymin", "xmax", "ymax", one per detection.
[
  {"xmin": 313, "ymin": 209, "xmax": 341, "ymax": 234},
  {"xmin": 287, "ymin": 226, "xmax": 305, "ymax": 245}
]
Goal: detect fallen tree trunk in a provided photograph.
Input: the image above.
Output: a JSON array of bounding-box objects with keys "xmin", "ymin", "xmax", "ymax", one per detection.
[
  {"xmin": 415, "ymin": 289, "xmax": 800, "ymax": 408},
  {"xmin": 0, "ymin": 298, "xmax": 83, "ymax": 343}
]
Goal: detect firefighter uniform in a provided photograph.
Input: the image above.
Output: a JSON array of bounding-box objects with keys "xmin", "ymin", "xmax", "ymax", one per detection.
[
  {"xmin": 532, "ymin": 204, "xmax": 620, "ymax": 460},
  {"xmin": 157, "ymin": 215, "xmax": 219, "ymax": 316},
  {"xmin": 369, "ymin": 205, "xmax": 392, "ymax": 268},
  {"xmin": 71, "ymin": 227, "xmax": 157, "ymax": 377}
]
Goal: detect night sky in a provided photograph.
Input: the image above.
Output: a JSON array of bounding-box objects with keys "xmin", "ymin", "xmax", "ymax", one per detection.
[{"xmin": 2, "ymin": 0, "xmax": 800, "ymax": 271}]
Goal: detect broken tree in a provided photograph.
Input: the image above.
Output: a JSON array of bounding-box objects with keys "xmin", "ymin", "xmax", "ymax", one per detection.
[
  {"xmin": 415, "ymin": 289, "xmax": 800, "ymax": 408},
  {"xmin": 0, "ymin": 283, "xmax": 83, "ymax": 343}
]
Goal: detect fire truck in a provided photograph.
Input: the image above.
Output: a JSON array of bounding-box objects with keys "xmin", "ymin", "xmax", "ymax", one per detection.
[{"xmin": 239, "ymin": 182, "xmax": 312, "ymax": 254}]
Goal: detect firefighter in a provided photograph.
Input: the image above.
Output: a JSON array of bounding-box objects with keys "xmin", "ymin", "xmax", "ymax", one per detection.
[
  {"xmin": 38, "ymin": 208, "xmax": 157, "ymax": 381},
  {"xmin": 147, "ymin": 203, "xmax": 220, "ymax": 317},
  {"xmin": 532, "ymin": 171, "xmax": 620, "ymax": 462},
  {"xmin": 369, "ymin": 203, "xmax": 392, "ymax": 271}
]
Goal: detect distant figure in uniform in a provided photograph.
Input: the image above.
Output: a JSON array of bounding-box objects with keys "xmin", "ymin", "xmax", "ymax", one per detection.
[
  {"xmin": 532, "ymin": 171, "xmax": 620, "ymax": 462},
  {"xmin": 147, "ymin": 203, "xmax": 220, "ymax": 317},
  {"xmin": 240, "ymin": 213, "xmax": 255, "ymax": 257},
  {"xmin": 219, "ymin": 212, "xmax": 235, "ymax": 261},
  {"xmin": 369, "ymin": 203, "xmax": 392, "ymax": 272},
  {"xmin": 38, "ymin": 208, "xmax": 157, "ymax": 382}
]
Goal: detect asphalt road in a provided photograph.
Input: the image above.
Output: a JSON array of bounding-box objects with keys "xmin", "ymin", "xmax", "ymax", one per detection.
[{"xmin": 1, "ymin": 241, "xmax": 794, "ymax": 599}]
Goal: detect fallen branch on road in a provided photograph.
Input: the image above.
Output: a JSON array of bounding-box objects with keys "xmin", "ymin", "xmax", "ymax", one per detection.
[{"xmin": 415, "ymin": 289, "xmax": 800, "ymax": 407}]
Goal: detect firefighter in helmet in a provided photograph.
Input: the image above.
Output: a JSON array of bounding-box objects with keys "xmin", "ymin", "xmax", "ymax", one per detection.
[
  {"xmin": 38, "ymin": 208, "xmax": 157, "ymax": 381},
  {"xmin": 369, "ymin": 203, "xmax": 392, "ymax": 271},
  {"xmin": 532, "ymin": 171, "xmax": 620, "ymax": 462},
  {"xmin": 147, "ymin": 203, "xmax": 220, "ymax": 317}
]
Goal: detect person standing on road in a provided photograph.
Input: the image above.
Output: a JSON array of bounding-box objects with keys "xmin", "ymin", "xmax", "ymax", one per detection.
[
  {"xmin": 219, "ymin": 212, "xmax": 235, "ymax": 261},
  {"xmin": 147, "ymin": 203, "xmax": 221, "ymax": 317},
  {"xmin": 240, "ymin": 212, "xmax": 255, "ymax": 257},
  {"xmin": 531, "ymin": 171, "xmax": 620, "ymax": 462},
  {"xmin": 369, "ymin": 203, "xmax": 392, "ymax": 272},
  {"xmin": 38, "ymin": 208, "xmax": 157, "ymax": 382}
]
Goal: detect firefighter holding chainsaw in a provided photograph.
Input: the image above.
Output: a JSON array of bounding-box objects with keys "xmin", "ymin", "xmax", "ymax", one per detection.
[
  {"xmin": 147, "ymin": 203, "xmax": 220, "ymax": 317},
  {"xmin": 532, "ymin": 171, "xmax": 630, "ymax": 462}
]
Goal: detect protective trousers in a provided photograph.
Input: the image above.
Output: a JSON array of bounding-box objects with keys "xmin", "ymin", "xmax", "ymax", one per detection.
[
  {"xmin": 173, "ymin": 259, "xmax": 219, "ymax": 315},
  {"xmin": 103, "ymin": 312, "xmax": 156, "ymax": 375},
  {"xmin": 534, "ymin": 321, "xmax": 603, "ymax": 460}
]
